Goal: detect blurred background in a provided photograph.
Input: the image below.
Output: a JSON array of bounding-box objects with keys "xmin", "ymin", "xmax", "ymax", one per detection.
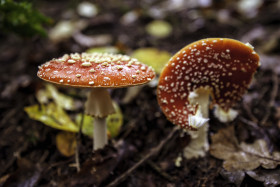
[{"xmin": 1, "ymin": 0, "xmax": 280, "ymax": 186}]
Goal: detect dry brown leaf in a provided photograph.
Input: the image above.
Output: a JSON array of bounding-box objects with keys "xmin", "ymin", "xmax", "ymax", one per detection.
[
  {"xmin": 220, "ymin": 168, "xmax": 245, "ymax": 186},
  {"xmin": 210, "ymin": 126, "xmax": 280, "ymax": 171},
  {"xmin": 247, "ymin": 169, "xmax": 280, "ymax": 187}
]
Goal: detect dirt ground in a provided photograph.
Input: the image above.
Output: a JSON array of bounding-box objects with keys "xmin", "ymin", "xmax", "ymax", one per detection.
[{"xmin": 1, "ymin": 0, "xmax": 280, "ymax": 186}]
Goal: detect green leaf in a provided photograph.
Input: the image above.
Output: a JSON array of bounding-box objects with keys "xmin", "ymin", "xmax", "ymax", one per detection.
[
  {"xmin": 75, "ymin": 101, "xmax": 123, "ymax": 138},
  {"xmin": 24, "ymin": 103, "xmax": 79, "ymax": 132},
  {"xmin": 27, "ymin": 84, "xmax": 123, "ymax": 138},
  {"xmin": 107, "ymin": 101, "xmax": 123, "ymax": 138},
  {"xmin": 0, "ymin": 0, "xmax": 52, "ymax": 37},
  {"xmin": 131, "ymin": 48, "xmax": 171, "ymax": 74},
  {"xmin": 75, "ymin": 114, "xmax": 94, "ymax": 137},
  {"xmin": 25, "ymin": 101, "xmax": 123, "ymax": 138}
]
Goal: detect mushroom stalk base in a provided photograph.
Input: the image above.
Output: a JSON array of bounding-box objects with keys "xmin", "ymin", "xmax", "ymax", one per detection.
[
  {"xmin": 183, "ymin": 91, "xmax": 209, "ymax": 159},
  {"xmin": 94, "ymin": 117, "xmax": 107, "ymax": 150}
]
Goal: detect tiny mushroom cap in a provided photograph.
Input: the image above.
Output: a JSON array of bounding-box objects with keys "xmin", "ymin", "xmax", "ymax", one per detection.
[
  {"xmin": 157, "ymin": 38, "xmax": 260, "ymax": 130},
  {"xmin": 37, "ymin": 52, "xmax": 155, "ymax": 88}
]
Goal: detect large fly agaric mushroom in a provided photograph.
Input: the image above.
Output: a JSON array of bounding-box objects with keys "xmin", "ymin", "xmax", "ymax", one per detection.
[
  {"xmin": 38, "ymin": 52, "xmax": 155, "ymax": 150},
  {"xmin": 157, "ymin": 38, "xmax": 260, "ymax": 157}
]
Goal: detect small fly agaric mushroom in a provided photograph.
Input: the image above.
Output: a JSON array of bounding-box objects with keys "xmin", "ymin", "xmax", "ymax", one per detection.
[
  {"xmin": 38, "ymin": 52, "xmax": 155, "ymax": 150},
  {"xmin": 157, "ymin": 38, "xmax": 260, "ymax": 130}
]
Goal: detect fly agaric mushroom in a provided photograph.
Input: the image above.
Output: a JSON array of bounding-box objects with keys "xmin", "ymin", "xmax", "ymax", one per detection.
[
  {"xmin": 38, "ymin": 52, "xmax": 155, "ymax": 150},
  {"xmin": 157, "ymin": 38, "xmax": 260, "ymax": 130}
]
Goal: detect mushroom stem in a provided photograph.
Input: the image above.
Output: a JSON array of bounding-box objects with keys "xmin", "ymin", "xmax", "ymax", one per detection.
[
  {"xmin": 184, "ymin": 90, "xmax": 210, "ymax": 159},
  {"xmin": 85, "ymin": 88, "xmax": 116, "ymax": 151},
  {"xmin": 195, "ymin": 90, "xmax": 210, "ymax": 119},
  {"xmin": 85, "ymin": 88, "xmax": 115, "ymax": 118},
  {"xmin": 94, "ymin": 117, "xmax": 107, "ymax": 150}
]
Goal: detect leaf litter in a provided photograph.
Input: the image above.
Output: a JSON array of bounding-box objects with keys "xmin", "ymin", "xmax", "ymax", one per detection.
[{"xmin": 210, "ymin": 125, "xmax": 280, "ymax": 171}]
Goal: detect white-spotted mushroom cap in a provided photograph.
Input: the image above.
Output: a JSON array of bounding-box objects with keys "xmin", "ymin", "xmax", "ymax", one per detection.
[
  {"xmin": 37, "ymin": 52, "xmax": 155, "ymax": 88},
  {"xmin": 157, "ymin": 38, "xmax": 260, "ymax": 130}
]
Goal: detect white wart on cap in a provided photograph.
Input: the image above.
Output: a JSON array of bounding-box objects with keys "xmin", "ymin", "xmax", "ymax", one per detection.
[{"xmin": 157, "ymin": 38, "xmax": 260, "ymax": 130}]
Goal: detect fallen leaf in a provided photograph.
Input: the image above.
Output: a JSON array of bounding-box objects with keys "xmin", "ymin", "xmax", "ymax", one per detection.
[
  {"xmin": 246, "ymin": 168, "xmax": 280, "ymax": 187},
  {"xmin": 220, "ymin": 168, "xmax": 245, "ymax": 186},
  {"xmin": 210, "ymin": 126, "xmax": 280, "ymax": 171},
  {"xmin": 75, "ymin": 101, "xmax": 123, "ymax": 138},
  {"xmin": 49, "ymin": 20, "xmax": 88, "ymax": 42},
  {"xmin": 86, "ymin": 46, "xmax": 119, "ymax": 54},
  {"xmin": 36, "ymin": 84, "xmax": 75, "ymax": 111},
  {"xmin": 145, "ymin": 20, "xmax": 172, "ymax": 38},
  {"xmin": 27, "ymin": 84, "xmax": 123, "ymax": 139},
  {"xmin": 77, "ymin": 2, "xmax": 98, "ymax": 18},
  {"xmin": 131, "ymin": 48, "xmax": 171, "ymax": 74},
  {"xmin": 24, "ymin": 103, "xmax": 79, "ymax": 132},
  {"xmin": 25, "ymin": 100, "xmax": 123, "ymax": 138},
  {"xmin": 56, "ymin": 132, "xmax": 77, "ymax": 157},
  {"xmin": 106, "ymin": 101, "xmax": 123, "ymax": 138}
]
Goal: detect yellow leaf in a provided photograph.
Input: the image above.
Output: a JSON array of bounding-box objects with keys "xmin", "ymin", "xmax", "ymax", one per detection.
[
  {"xmin": 146, "ymin": 20, "xmax": 172, "ymax": 38},
  {"xmin": 86, "ymin": 46, "xmax": 119, "ymax": 54},
  {"xmin": 24, "ymin": 103, "xmax": 78, "ymax": 132},
  {"xmin": 75, "ymin": 101, "xmax": 123, "ymax": 138},
  {"xmin": 36, "ymin": 84, "xmax": 75, "ymax": 111},
  {"xmin": 131, "ymin": 48, "xmax": 171, "ymax": 74},
  {"xmin": 107, "ymin": 101, "xmax": 123, "ymax": 138},
  {"xmin": 56, "ymin": 132, "xmax": 77, "ymax": 157}
]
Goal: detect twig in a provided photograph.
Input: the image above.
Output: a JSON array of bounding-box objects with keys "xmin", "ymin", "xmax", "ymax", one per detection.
[
  {"xmin": 106, "ymin": 126, "xmax": 180, "ymax": 187},
  {"xmin": 239, "ymin": 116, "xmax": 260, "ymax": 129},
  {"xmin": 242, "ymin": 102, "xmax": 258, "ymax": 123},
  {"xmin": 120, "ymin": 119, "xmax": 137, "ymax": 139},
  {"xmin": 74, "ymin": 111, "xmax": 85, "ymax": 173},
  {"xmin": 260, "ymin": 72, "xmax": 278, "ymax": 125}
]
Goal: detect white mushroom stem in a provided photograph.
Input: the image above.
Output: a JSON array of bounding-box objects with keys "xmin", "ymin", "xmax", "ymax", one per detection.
[
  {"xmin": 85, "ymin": 88, "xmax": 116, "ymax": 150},
  {"xmin": 184, "ymin": 90, "xmax": 210, "ymax": 159},
  {"xmin": 94, "ymin": 117, "xmax": 107, "ymax": 150}
]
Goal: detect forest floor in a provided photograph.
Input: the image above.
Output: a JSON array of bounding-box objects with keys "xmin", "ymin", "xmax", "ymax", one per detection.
[{"xmin": 1, "ymin": 0, "xmax": 280, "ymax": 186}]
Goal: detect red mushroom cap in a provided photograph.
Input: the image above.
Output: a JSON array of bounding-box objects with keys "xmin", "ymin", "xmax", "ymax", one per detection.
[
  {"xmin": 157, "ymin": 38, "xmax": 260, "ymax": 130},
  {"xmin": 37, "ymin": 53, "xmax": 155, "ymax": 88}
]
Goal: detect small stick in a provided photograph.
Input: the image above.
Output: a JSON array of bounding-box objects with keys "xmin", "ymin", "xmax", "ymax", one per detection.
[
  {"xmin": 106, "ymin": 126, "xmax": 180, "ymax": 187},
  {"xmin": 242, "ymin": 102, "xmax": 258, "ymax": 123},
  {"xmin": 74, "ymin": 111, "xmax": 85, "ymax": 172}
]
